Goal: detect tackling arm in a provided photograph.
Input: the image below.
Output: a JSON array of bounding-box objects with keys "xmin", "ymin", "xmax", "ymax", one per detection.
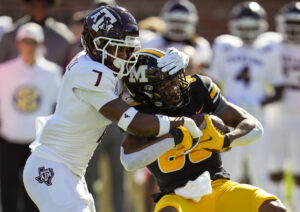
[{"xmin": 100, "ymin": 98, "xmax": 201, "ymax": 138}]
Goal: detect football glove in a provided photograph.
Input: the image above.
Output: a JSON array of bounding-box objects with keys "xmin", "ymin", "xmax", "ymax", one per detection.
[
  {"xmin": 157, "ymin": 47, "xmax": 189, "ymax": 75},
  {"xmin": 170, "ymin": 126, "xmax": 199, "ymax": 154},
  {"xmin": 197, "ymin": 115, "xmax": 231, "ymax": 152}
]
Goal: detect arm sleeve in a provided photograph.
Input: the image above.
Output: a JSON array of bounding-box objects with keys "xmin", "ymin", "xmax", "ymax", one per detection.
[
  {"xmin": 267, "ymin": 44, "xmax": 285, "ymax": 86},
  {"xmin": 120, "ymin": 137, "xmax": 175, "ymax": 171},
  {"xmin": 230, "ymin": 114, "xmax": 264, "ymax": 148}
]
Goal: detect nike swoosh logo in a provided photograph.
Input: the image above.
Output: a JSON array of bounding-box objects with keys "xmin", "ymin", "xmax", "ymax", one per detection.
[
  {"xmin": 198, "ymin": 136, "xmax": 213, "ymax": 144},
  {"xmin": 196, "ymin": 104, "xmax": 204, "ymax": 114}
]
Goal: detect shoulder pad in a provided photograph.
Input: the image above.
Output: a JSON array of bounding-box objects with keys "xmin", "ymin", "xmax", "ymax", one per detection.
[
  {"xmin": 255, "ymin": 32, "xmax": 283, "ymax": 46},
  {"xmin": 142, "ymin": 35, "xmax": 164, "ymax": 49},
  {"xmin": 190, "ymin": 74, "xmax": 221, "ymax": 102},
  {"xmin": 193, "ymin": 36, "xmax": 211, "ymax": 48},
  {"xmin": 214, "ymin": 34, "xmax": 243, "ymax": 48},
  {"xmin": 70, "ymin": 54, "xmax": 117, "ymax": 93}
]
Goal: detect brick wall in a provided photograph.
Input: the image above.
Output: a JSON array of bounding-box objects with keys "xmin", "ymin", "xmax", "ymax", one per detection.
[{"xmin": 0, "ymin": 0, "xmax": 289, "ymax": 42}]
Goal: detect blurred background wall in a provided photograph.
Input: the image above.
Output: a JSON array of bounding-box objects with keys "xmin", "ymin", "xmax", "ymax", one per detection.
[{"xmin": 0, "ymin": 0, "xmax": 289, "ymax": 42}]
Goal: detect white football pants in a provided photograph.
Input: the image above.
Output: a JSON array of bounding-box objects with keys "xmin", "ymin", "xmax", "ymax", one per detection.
[{"xmin": 23, "ymin": 154, "xmax": 96, "ymax": 212}]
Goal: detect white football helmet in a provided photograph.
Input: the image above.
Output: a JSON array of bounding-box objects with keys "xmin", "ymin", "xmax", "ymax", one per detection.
[
  {"xmin": 276, "ymin": 1, "xmax": 300, "ymax": 43},
  {"xmin": 229, "ymin": 1, "xmax": 268, "ymax": 43},
  {"xmin": 161, "ymin": 0, "xmax": 198, "ymax": 41}
]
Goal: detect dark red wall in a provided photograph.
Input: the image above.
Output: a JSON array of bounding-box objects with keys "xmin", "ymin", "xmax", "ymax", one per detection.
[{"xmin": 0, "ymin": 0, "xmax": 290, "ymax": 42}]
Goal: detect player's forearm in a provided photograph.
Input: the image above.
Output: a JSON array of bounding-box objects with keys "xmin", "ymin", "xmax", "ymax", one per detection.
[
  {"xmin": 126, "ymin": 113, "xmax": 184, "ymax": 137},
  {"xmin": 226, "ymin": 117, "xmax": 263, "ymax": 148},
  {"xmin": 100, "ymin": 98, "xmax": 185, "ymax": 137},
  {"xmin": 121, "ymin": 135, "xmax": 176, "ymax": 171}
]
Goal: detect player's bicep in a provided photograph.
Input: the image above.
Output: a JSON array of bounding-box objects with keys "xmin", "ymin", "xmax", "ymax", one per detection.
[{"xmin": 218, "ymin": 101, "xmax": 251, "ymax": 128}]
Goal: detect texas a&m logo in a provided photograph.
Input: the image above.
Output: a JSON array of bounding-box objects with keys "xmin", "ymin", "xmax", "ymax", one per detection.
[
  {"xmin": 91, "ymin": 8, "xmax": 117, "ymax": 32},
  {"xmin": 35, "ymin": 166, "xmax": 54, "ymax": 186}
]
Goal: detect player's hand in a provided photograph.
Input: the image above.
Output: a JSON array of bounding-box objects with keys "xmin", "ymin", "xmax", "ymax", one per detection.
[
  {"xmin": 182, "ymin": 117, "xmax": 203, "ymax": 139},
  {"xmin": 182, "ymin": 117, "xmax": 203, "ymax": 154},
  {"xmin": 197, "ymin": 115, "xmax": 228, "ymax": 152},
  {"xmin": 170, "ymin": 126, "xmax": 199, "ymax": 154},
  {"xmin": 157, "ymin": 47, "xmax": 189, "ymax": 75}
]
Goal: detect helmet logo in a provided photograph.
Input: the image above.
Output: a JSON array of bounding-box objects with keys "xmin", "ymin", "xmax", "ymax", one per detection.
[
  {"xmin": 91, "ymin": 8, "xmax": 117, "ymax": 32},
  {"xmin": 129, "ymin": 65, "xmax": 148, "ymax": 83}
]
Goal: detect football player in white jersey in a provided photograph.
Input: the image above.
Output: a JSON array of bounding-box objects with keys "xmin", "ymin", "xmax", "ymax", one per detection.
[
  {"xmin": 22, "ymin": 5, "xmax": 201, "ymax": 212},
  {"xmin": 264, "ymin": 2, "xmax": 300, "ymax": 211},
  {"xmin": 209, "ymin": 1, "xmax": 284, "ymax": 191},
  {"xmin": 142, "ymin": 0, "xmax": 212, "ymax": 75}
]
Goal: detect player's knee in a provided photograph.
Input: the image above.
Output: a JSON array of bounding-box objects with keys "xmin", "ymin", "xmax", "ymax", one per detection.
[
  {"xmin": 270, "ymin": 172, "xmax": 283, "ymax": 182},
  {"xmin": 259, "ymin": 199, "xmax": 286, "ymax": 212},
  {"xmin": 159, "ymin": 206, "xmax": 179, "ymax": 212}
]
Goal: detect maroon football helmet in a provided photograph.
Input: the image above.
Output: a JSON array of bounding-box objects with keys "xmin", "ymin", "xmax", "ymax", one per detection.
[{"xmin": 81, "ymin": 5, "xmax": 141, "ymax": 78}]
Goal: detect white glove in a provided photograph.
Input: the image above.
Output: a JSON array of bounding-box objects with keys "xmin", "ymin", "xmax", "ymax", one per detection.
[
  {"xmin": 157, "ymin": 47, "xmax": 189, "ymax": 75},
  {"xmin": 182, "ymin": 117, "xmax": 203, "ymax": 155},
  {"xmin": 183, "ymin": 117, "xmax": 202, "ymax": 139}
]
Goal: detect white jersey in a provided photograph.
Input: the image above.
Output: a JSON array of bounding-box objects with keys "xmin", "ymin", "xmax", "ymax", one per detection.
[
  {"xmin": 255, "ymin": 32, "xmax": 300, "ymax": 114},
  {"xmin": 209, "ymin": 34, "xmax": 284, "ymax": 113},
  {"xmin": 280, "ymin": 42, "xmax": 300, "ymax": 113},
  {"xmin": 31, "ymin": 51, "xmax": 122, "ymax": 177},
  {"xmin": 0, "ymin": 56, "xmax": 61, "ymax": 143},
  {"xmin": 142, "ymin": 34, "xmax": 212, "ymax": 67}
]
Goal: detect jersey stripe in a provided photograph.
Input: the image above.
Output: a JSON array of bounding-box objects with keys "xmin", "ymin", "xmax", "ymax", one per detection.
[{"xmin": 210, "ymin": 84, "xmax": 218, "ymax": 99}]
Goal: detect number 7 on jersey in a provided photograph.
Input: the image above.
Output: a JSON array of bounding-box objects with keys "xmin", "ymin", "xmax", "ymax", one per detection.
[{"xmin": 92, "ymin": 70, "xmax": 102, "ymax": 87}]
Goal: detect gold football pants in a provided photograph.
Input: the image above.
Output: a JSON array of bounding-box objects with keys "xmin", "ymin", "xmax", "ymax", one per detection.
[{"xmin": 154, "ymin": 179, "xmax": 277, "ymax": 212}]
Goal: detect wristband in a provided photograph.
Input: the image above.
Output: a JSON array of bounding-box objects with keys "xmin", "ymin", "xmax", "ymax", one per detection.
[
  {"xmin": 117, "ymin": 107, "xmax": 138, "ymax": 131},
  {"xmin": 156, "ymin": 115, "xmax": 170, "ymax": 137},
  {"xmin": 169, "ymin": 128, "xmax": 184, "ymax": 146},
  {"xmin": 222, "ymin": 134, "xmax": 231, "ymax": 148}
]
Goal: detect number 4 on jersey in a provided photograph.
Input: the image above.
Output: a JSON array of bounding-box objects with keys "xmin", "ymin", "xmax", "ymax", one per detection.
[{"xmin": 235, "ymin": 66, "xmax": 250, "ymax": 86}]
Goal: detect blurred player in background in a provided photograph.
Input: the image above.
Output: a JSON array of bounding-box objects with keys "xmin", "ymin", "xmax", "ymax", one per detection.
[
  {"xmin": 22, "ymin": 5, "xmax": 197, "ymax": 211},
  {"xmin": 142, "ymin": 0, "xmax": 212, "ymax": 75},
  {"xmin": 262, "ymin": 2, "xmax": 300, "ymax": 212},
  {"xmin": 0, "ymin": 22, "xmax": 61, "ymax": 212},
  {"xmin": 138, "ymin": 16, "xmax": 165, "ymax": 48},
  {"xmin": 209, "ymin": 1, "xmax": 284, "ymax": 191},
  {"xmin": 0, "ymin": 0, "xmax": 74, "ymax": 67},
  {"xmin": 120, "ymin": 48, "xmax": 286, "ymax": 212}
]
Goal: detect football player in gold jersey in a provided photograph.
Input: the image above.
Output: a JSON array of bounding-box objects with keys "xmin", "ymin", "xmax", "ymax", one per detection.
[{"xmin": 120, "ymin": 48, "xmax": 286, "ymax": 212}]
